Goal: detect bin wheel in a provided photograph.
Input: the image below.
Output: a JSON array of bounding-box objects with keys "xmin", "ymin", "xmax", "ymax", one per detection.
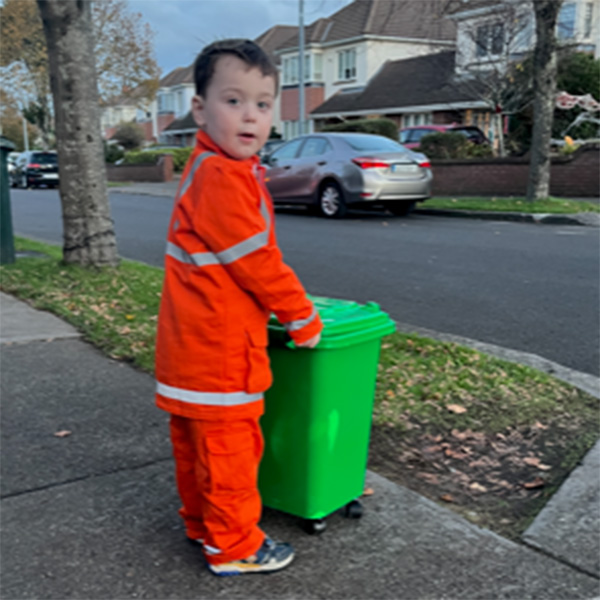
[
  {"xmin": 303, "ymin": 518, "xmax": 327, "ymax": 535},
  {"xmin": 343, "ymin": 500, "xmax": 363, "ymax": 519}
]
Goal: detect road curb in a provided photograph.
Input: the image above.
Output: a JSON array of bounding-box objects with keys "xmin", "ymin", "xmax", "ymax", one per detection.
[{"xmin": 415, "ymin": 208, "xmax": 600, "ymax": 227}]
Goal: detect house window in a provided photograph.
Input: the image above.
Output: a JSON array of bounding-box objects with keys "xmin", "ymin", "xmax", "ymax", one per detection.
[
  {"xmin": 476, "ymin": 23, "xmax": 504, "ymax": 57},
  {"xmin": 158, "ymin": 92, "xmax": 174, "ymax": 113},
  {"xmin": 283, "ymin": 54, "xmax": 312, "ymax": 85},
  {"xmin": 557, "ymin": 3, "xmax": 576, "ymax": 39},
  {"xmin": 283, "ymin": 120, "xmax": 310, "ymax": 140},
  {"xmin": 338, "ymin": 48, "xmax": 356, "ymax": 80},
  {"xmin": 584, "ymin": 2, "xmax": 593, "ymax": 37},
  {"xmin": 403, "ymin": 113, "xmax": 432, "ymax": 127},
  {"xmin": 313, "ymin": 54, "xmax": 323, "ymax": 81}
]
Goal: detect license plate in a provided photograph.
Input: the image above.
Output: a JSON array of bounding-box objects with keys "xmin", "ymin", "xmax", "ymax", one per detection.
[
  {"xmin": 42, "ymin": 173, "xmax": 58, "ymax": 180},
  {"xmin": 391, "ymin": 164, "xmax": 418, "ymax": 174}
]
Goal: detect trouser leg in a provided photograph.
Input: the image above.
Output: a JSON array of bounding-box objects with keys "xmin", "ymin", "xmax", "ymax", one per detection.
[{"xmin": 169, "ymin": 413, "xmax": 266, "ymax": 565}]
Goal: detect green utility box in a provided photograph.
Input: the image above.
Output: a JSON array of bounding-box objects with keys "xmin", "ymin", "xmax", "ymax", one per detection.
[{"xmin": 259, "ymin": 297, "xmax": 395, "ymax": 532}]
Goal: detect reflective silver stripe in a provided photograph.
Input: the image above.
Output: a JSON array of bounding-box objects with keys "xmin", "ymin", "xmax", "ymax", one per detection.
[
  {"xmin": 203, "ymin": 544, "xmax": 221, "ymax": 555},
  {"xmin": 167, "ymin": 197, "xmax": 272, "ymax": 267},
  {"xmin": 176, "ymin": 151, "xmax": 216, "ymax": 201},
  {"xmin": 284, "ymin": 306, "xmax": 318, "ymax": 332},
  {"xmin": 157, "ymin": 381, "xmax": 263, "ymax": 406}
]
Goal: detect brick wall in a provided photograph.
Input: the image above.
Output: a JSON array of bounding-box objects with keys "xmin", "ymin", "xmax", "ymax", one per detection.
[
  {"xmin": 281, "ymin": 86, "xmax": 325, "ymax": 121},
  {"xmin": 431, "ymin": 145, "xmax": 599, "ymax": 198},
  {"xmin": 106, "ymin": 154, "xmax": 174, "ymax": 182}
]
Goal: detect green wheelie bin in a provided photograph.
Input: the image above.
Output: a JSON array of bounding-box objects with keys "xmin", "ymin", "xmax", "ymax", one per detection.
[{"xmin": 259, "ymin": 296, "xmax": 396, "ymax": 533}]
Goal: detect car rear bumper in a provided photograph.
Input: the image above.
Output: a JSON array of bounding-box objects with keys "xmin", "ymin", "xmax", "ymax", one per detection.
[{"xmin": 348, "ymin": 169, "xmax": 432, "ymax": 203}]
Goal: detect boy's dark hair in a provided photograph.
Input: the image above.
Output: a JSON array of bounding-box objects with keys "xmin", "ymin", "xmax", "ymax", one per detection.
[{"xmin": 194, "ymin": 39, "xmax": 279, "ymax": 97}]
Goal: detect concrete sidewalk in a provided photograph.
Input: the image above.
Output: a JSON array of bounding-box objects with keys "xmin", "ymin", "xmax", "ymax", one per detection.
[{"xmin": 1, "ymin": 292, "xmax": 599, "ymax": 599}]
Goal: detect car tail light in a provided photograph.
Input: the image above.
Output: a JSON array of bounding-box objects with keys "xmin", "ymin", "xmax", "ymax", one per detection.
[
  {"xmin": 351, "ymin": 157, "xmax": 389, "ymax": 169},
  {"xmin": 27, "ymin": 163, "xmax": 41, "ymax": 169},
  {"xmin": 418, "ymin": 160, "xmax": 431, "ymax": 168}
]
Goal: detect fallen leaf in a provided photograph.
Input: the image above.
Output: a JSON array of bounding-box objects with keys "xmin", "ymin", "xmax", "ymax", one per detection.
[
  {"xmin": 533, "ymin": 421, "xmax": 548, "ymax": 430},
  {"xmin": 125, "ymin": 314, "xmax": 136, "ymax": 320},
  {"xmin": 446, "ymin": 404, "xmax": 467, "ymax": 414},
  {"xmin": 362, "ymin": 487, "xmax": 375, "ymax": 496},
  {"xmin": 423, "ymin": 445, "xmax": 444, "ymax": 454},
  {"xmin": 469, "ymin": 482, "xmax": 488, "ymax": 493},
  {"xmin": 440, "ymin": 493, "xmax": 455, "ymax": 503},
  {"xmin": 54, "ymin": 430, "xmax": 72, "ymax": 438},
  {"xmin": 523, "ymin": 477, "xmax": 546, "ymax": 489},
  {"xmin": 416, "ymin": 472, "xmax": 440, "ymax": 485},
  {"xmin": 444, "ymin": 448, "xmax": 470, "ymax": 460}
]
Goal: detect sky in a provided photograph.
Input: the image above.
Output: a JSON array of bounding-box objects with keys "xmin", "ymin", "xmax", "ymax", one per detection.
[{"xmin": 130, "ymin": 0, "xmax": 354, "ymax": 77}]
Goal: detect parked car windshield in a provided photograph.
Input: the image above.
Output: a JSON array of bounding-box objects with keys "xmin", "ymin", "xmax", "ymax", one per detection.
[
  {"xmin": 31, "ymin": 152, "xmax": 57, "ymax": 164},
  {"xmin": 342, "ymin": 134, "xmax": 406, "ymax": 152}
]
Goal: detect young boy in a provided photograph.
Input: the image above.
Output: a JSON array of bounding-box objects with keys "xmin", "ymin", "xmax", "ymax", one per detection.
[{"xmin": 155, "ymin": 39, "xmax": 323, "ymax": 576}]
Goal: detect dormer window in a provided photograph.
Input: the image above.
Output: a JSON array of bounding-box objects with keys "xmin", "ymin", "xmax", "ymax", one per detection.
[
  {"xmin": 338, "ymin": 48, "xmax": 356, "ymax": 80},
  {"xmin": 475, "ymin": 22, "xmax": 504, "ymax": 58}
]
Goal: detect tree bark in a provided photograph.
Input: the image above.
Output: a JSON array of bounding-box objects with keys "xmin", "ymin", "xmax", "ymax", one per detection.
[
  {"xmin": 37, "ymin": 0, "xmax": 118, "ymax": 266},
  {"xmin": 526, "ymin": 0, "xmax": 562, "ymax": 201}
]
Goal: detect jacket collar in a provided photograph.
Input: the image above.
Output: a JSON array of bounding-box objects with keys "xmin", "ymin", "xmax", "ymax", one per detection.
[{"xmin": 195, "ymin": 129, "xmax": 259, "ymax": 169}]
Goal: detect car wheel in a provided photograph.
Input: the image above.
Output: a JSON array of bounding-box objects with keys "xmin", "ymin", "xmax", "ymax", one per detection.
[
  {"xmin": 387, "ymin": 201, "xmax": 416, "ymax": 217},
  {"xmin": 318, "ymin": 181, "xmax": 347, "ymax": 218}
]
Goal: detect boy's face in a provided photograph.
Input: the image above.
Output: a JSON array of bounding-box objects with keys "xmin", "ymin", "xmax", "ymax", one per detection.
[{"xmin": 192, "ymin": 55, "xmax": 275, "ymax": 160}]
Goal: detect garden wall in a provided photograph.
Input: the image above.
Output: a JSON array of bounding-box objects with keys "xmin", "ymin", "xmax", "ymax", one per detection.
[
  {"xmin": 106, "ymin": 154, "xmax": 174, "ymax": 183},
  {"xmin": 431, "ymin": 145, "xmax": 599, "ymax": 198}
]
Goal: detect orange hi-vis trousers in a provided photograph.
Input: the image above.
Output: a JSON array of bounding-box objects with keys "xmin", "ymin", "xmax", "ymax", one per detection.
[{"xmin": 169, "ymin": 414, "xmax": 266, "ymax": 565}]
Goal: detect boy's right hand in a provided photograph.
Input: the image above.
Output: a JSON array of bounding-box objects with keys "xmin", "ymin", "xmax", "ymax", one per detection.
[{"xmin": 296, "ymin": 332, "xmax": 321, "ymax": 349}]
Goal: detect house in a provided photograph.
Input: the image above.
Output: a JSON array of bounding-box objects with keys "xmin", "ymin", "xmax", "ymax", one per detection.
[
  {"xmin": 312, "ymin": 0, "xmax": 599, "ymax": 145},
  {"xmin": 275, "ymin": 0, "xmax": 457, "ymax": 139},
  {"xmin": 101, "ymin": 89, "xmax": 156, "ymax": 144}
]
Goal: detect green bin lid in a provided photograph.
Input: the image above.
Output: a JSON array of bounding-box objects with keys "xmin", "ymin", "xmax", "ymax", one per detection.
[{"xmin": 268, "ymin": 296, "xmax": 396, "ymax": 349}]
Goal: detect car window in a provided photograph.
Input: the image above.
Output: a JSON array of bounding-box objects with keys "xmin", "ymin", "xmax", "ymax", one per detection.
[
  {"xmin": 298, "ymin": 137, "xmax": 330, "ymax": 158},
  {"xmin": 399, "ymin": 130, "xmax": 411, "ymax": 144},
  {"xmin": 341, "ymin": 134, "xmax": 406, "ymax": 152},
  {"xmin": 31, "ymin": 152, "xmax": 57, "ymax": 164},
  {"xmin": 410, "ymin": 129, "xmax": 433, "ymax": 143},
  {"xmin": 270, "ymin": 139, "xmax": 303, "ymax": 161}
]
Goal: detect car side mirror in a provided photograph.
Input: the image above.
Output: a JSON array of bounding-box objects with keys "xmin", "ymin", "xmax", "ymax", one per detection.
[{"xmin": 267, "ymin": 155, "xmax": 278, "ymax": 166}]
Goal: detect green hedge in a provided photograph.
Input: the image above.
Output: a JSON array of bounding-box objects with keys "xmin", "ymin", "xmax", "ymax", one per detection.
[
  {"xmin": 321, "ymin": 118, "xmax": 399, "ymax": 141},
  {"xmin": 418, "ymin": 132, "xmax": 494, "ymax": 159},
  {"xmin": 122, "ymin": 147, "xmax": 193, "ymax": 172}
]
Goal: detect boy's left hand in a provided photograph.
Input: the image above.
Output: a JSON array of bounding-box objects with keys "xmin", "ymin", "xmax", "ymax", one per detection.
[{"xmin": 296, "ymin": 333, "xmax": 321, "ymax": 349}]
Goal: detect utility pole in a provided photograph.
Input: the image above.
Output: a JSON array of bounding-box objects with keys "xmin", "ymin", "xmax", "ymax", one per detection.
[
  {"xmin": 22, "ymin": 113, "xmax": 29, "ymax": 151},
  {"xmin": 298, "ymin": 0, "xmax": 305, "ymax": 135}
]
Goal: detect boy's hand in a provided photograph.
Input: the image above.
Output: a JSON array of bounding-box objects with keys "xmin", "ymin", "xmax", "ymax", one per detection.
[{"xmin": 296, "ymin": 333, "xmax": 321, "ymax": 349}]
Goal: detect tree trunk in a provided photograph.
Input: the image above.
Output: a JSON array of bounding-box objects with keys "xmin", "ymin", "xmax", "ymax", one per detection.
[
  {"xmin": 37, "ymin": 0, "xmax": 118, "ymax": 266},
  {"xmin": 526, "ymin": 0, "xmax": 562, "ymax": 202}
]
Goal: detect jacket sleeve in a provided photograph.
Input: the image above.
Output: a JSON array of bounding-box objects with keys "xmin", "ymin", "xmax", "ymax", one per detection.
[{"xmin": 191, "ymin": 162, "xmax": 322, "ymax": 345}]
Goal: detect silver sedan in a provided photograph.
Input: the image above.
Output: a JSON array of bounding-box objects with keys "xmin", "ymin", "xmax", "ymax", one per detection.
[{"xmin": 263, "ymin": 133, "xmax": 432, "ymax": 218}]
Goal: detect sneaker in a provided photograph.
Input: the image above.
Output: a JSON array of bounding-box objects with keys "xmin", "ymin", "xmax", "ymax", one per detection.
[{"xmin": 207, "ymin": 538, "xmax": 295, "ymax": 576}]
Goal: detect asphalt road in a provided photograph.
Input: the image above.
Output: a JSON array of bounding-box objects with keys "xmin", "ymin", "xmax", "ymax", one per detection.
[{"xmin": 8, "ymin": 187, "xmax": 600, "ymax": 376}]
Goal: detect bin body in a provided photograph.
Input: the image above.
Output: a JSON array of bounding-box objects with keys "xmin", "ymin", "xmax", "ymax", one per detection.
[{"xmin": 259, "ymin": 297, "xmax": 395, "ymax": 519}]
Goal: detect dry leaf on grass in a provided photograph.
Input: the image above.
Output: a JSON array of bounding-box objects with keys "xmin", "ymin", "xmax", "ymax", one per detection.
[
  {"xmin": 523, "ymin": 477, "xmax": 546, "ymax": 489},
  {"xmin": 416, "ymin": 472, "xmax": 440, "ymax": 485},
  {"xmin": 446, "ymin": 404, "xmax": 467, "ymax": 414},
  {"xmin": 440, "ymin": 493, "xmax": 455, "ymax": 503},
  {"xmin": 54, "ymin": 430, "xmax": 72, "ymax": 438},
  {"xmin": 362, "ymin": 487, "xmax": 375, "ymax": 496},
  {"xmin": 469, "ymin": 482, "xmax": 488, "ymax": 493}
]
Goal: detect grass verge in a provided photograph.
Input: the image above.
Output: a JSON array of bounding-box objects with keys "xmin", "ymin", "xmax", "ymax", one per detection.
[
  {"xmin": 2, "ymin": 236, "xmax": 598, "ymax": 540},
  {"xmin": 424, "ymin": 196, "xmax": 600, "ymax": 213}
]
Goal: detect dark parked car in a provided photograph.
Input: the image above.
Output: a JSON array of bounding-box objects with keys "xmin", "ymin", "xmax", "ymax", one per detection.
[
  {"xmin": 11, "ymin": 151, "xmax": 59, "ymax": 189},
  {"xmin": 399, "ymin": 124, "xmax": 489, "ymax": 149},
  {"xmin": 264, "ymin": 133, "xmax": 432, "ymax": 218}
]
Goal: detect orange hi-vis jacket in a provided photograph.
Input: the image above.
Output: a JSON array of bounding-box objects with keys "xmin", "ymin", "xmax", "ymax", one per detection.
[{"xmin": 155, "ymin": 130, "xmax": 323, "ymax": 420}]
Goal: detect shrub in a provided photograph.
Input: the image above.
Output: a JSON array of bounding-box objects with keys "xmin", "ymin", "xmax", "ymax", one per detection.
[
  {"xmin": 104, "ymin": 142, "xmax": 124, "ymax": 164},
  {"xmin": 122, "ymin": 147, "xmax": 193, "ymax": 172},
  {"xmin": 322, "ymin": 118, "xmax": 399, "ymax": 141},
  {"xmin": 112, "ymin": 121, "xmax": 145, "ymax": 151},
  {"xmin": 417, "ymin": 132, "xmax": 493, "ymax": 159}
]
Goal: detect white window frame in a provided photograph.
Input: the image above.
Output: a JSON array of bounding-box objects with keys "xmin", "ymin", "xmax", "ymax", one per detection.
[
  {"xmin": 475, "ymin": 22, "xmax": 505, "ymax": 58},
  {"xmin": 337, "ymin": 48, "xmax": 357, "ymax": 80}
]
